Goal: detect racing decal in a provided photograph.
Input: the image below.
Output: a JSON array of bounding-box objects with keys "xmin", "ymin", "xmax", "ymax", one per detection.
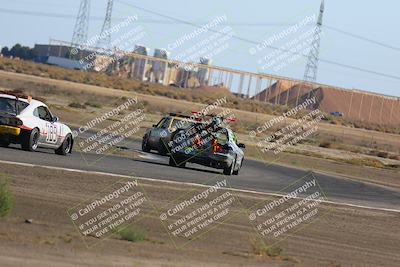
[{"xmin": 45, "ymin": 123, "xmax": 58, "ymax": 144}]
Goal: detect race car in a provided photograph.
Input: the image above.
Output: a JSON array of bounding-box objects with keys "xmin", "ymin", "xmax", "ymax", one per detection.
[
  {"xmin": 0, "ymin": 91, "xmax": 73, "ymax": 155},
  {"xmin": 168, "ymin": 116, "xmax": 245, "ymax": 175},
  {"xmin": 142, "ymin": 113, "xmax": 196, "ymax": 155}
]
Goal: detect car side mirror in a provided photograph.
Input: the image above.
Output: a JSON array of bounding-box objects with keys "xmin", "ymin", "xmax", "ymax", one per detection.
[
  {"xmin": 52, "ymin": 116, "xmax": 59, "ymax": 123},
  {"xmin": 238, "ymin": 143, "xmax": 246, "ymax": 148}
]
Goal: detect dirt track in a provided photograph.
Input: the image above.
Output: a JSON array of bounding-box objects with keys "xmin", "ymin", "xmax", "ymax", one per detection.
[{"xmin": 0, "ymin": 162, "xmax": 399, "ymax": 267}]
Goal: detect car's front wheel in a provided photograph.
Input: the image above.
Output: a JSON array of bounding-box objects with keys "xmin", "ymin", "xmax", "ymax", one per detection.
[
  {"xmin": 21, "ymin": 128, "xmax": 40, "ymax": 152},
  {"xmin": 158, "ymin": 140, "xmax": 168, "ymax": 156},
  {"xmin": 142, "ymin": 136, "xmax": 151, "ymax": 152},
  {"xmin": 55, "ymin": 134, "xmax": 72, "ymax": 156}
]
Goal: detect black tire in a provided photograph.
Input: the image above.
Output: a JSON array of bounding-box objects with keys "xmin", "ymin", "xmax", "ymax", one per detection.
[
  {"xmin": 0, "ymin": 140, "xmax": 10, "ymax": 147},
  {"xmin": 21, "ymin": 128, "xmax": 40, "ymax": 152},
  {"xmin": 158, "ymin": 140, "xmax": 168, "ymax": 156},
  {"xmin": 169, "ymin": 156, "xmax": 177, "ymax": 167},
  {"xmin": 142, "ymin": 136, "xmax": 151, "ymax": 152},
  {"xmin": 55, "ymin": 134, "xmax": 72, "ymax": 156},
  {"xmin": 233, "ymin": 159, "xmax": 242, "ymax": 175},
  {"xmin": 223, "ymin": 160, "xmax": 235, "ymax": 176},
  {"xmin": 169, "ymin": 156, "xmax": 186, "ymax": 168}
]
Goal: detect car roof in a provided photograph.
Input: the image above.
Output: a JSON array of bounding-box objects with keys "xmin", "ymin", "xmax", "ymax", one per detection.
[{"xmin": 0, "ymin": 94, "xmax": 46, "ymax": 107}]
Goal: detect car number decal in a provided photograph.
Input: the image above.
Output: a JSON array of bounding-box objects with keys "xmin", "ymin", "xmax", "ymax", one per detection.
[{"xmin": 46, "ymin": 123, "xmax": 58, "ymax": 144}]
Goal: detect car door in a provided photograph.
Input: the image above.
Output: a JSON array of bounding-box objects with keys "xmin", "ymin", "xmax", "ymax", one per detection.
[{"xmin": 35, "ymin": 106, "xmax": 61, "ymax": 148}]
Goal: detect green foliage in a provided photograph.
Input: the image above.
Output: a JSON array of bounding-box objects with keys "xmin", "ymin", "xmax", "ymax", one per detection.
[
  {"xmin": 1, "ymin": 44, "xmax": 36, "ymax": 60},
  {"xmin": 250, "ymin": 238, "xmax": 282, "ymax": 257},
  {"xmin": 84, "ymin": 101, "xmax": 102, "ymax": 108},
  {"xmin": 0, "ymin": 175, "xmax": 14, "ymax": 218},
  {"xmin": 113, "ymin": 226, "xmax": 147, "ymax": 242}
]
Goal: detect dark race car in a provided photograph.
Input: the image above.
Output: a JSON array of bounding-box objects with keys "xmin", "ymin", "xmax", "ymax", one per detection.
[
  {"xmin": 141, "ymin": 113, "xmax": 195, "ymax": 155},
  {"xmin": 168, "ymin": 117, "xmax": 245, "ymax": 175}
]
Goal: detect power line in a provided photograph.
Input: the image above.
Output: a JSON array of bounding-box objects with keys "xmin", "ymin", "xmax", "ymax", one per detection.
[
  {"xmin": 0, "ymin": 8, "xmax": 292, "ymax": 26},
  {"xmin": 116, "ymin": 0, "xmax": 400, "ymax": 81},
  {"xmin": 3, "ymin": 7, "xmax": 400, "ymax": 52},
  {"xmin": 323, "ymin": 25, "xmax": 400, "ymax": 52},
  {"xmin": 1, "ymin": 5, "xmax": 399, "ymax": 81}
]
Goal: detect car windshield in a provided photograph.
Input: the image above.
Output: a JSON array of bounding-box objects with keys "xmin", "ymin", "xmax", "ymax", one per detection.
[
  {"xmin": 171, "ymin": 118, "xmax": 193, "ymax": 130},
  {"xmin": 0, "ymin": 97, "xmax": 29, "ymax": 115}
]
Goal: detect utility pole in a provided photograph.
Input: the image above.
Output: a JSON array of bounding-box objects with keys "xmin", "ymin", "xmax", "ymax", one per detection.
[
  {"xmin": 97, "ymin": 0, "xmax": 114, "ymax": 50},
  {"xmin": 296, "ymin": 0, "xmax": 325, "ymax": 106},
  {"xmin": 71, "ymin": 0, "xmax": 91, "ymax": 49}
]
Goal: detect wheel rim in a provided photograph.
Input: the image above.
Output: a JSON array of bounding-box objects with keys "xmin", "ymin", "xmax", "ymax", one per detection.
[
  {"xmin": 64, "ymin": 137, "xmax": 71, "ymax": 153},
  {"xmin": 32, "ymin": 132, "xmax": 39, "ymax": 150}
]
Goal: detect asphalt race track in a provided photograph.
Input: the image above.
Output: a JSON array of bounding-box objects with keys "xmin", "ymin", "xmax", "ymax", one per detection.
[{"xmin": 0, "ymin": 142, "xmax": 399, "ymax": 211}]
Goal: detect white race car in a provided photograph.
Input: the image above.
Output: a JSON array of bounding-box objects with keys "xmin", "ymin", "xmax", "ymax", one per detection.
[{"xmin": 0, "ymin": 92, "xmax": 73, "ymax": 155}]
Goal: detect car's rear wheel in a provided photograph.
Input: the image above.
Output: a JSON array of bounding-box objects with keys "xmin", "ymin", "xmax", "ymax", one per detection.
[
  {"xmin": 21, "ymin": 128, "xmax": 39, "ymax": 152},
  {"xmin": 169, "ymin": 156, "xmax": 177, "ymax": 167},
  {"xmin": 223, "ymin": 160, "xmax": 235, "ymax": 176},
  {"xmin": 55, "ymin": 134, "xmax": 72, "ymax": 156},
  {"xmin": 233, "ymin": 159, "xmax": 243, "ymax": 175},
  {"xmin": 169, "ymin": 156, "xmax": 186, "ymax": 168},
  {"xmin": 0, "ymin": 140, "xmax": 10, "ymax": 147}
]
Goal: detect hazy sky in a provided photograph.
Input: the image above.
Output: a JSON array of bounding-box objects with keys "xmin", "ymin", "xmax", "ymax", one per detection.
[{"xmin": 1, "ymin": 0, "xmax": 399, "ymax": 97}]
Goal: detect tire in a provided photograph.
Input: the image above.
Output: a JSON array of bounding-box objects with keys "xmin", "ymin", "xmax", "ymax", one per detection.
[
  {"xmin": 55, "ymin": 134, "xmax": 72, "ymax": 156},
  {"xmin": 158, "ymin": 140, "xmax": 168, "ymax": 156},
  {"xmin": 0, "ymin": 140, "xmax": 10, "ymax": 147},
  {"xmin": 169, "ymin": 156, "xmax": 186, "ymax": 168},
  {"xmin": 169, "ymin": 156, "xmax": 177, "ymax": 167},
  {"xmin": 233, "ymin": 159, "xmax": 243, "ymax": 175},
  {"xmin": 223, "ymin": 160, "xmax": 235, "ymax": 176},
  {"xmin": 21, "ymin": 128, "xmax": 40, "ymax": 152},
  {"xmin": 142, "ymin": 136, "xmax": 151, "ymax": 152}
]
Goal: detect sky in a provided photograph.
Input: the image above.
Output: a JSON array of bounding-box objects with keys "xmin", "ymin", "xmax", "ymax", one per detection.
[{"xmin": 0, "ymin": 0, "xmax": 399, "ymax": 97}]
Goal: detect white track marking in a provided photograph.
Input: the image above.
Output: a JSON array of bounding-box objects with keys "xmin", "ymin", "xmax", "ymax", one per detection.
[{"xmin": 0, "ymin": 159, "xmax": 399, "ymax": 213}]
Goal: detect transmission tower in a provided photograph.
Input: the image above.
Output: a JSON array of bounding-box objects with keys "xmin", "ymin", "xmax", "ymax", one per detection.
[
  {"xmin": 296, "ymin": 0, "xmax": 325, "ymax": 105},
  {"xmin": 71, "ymin": 0, "xmax": 91, "ymax": 48},
  {"xmin": 96, "ymin": 0, "xmax": 114, "ymax": 50}
]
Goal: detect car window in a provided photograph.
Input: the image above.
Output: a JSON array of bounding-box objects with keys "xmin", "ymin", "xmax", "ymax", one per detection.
[
  {"xmin": 37, "ymin": 106, "xmax": 53, "ymax": 122},
  {"xmin": 171, "ymin": 118, "xmax": 191, "ymax": 129},
  {"xmin": 228, "ymin": 130, "xmax": 237, "ymax": 143},
  {"xmin": 0, "ymin": 97, "xmax": 29, "ymax": 115},
  {"xmin": 160, "ymin": 118, "xmax": 171, "ymax": 128},
  {"xmin": 155, "ymin": 118, "xmax": 166, "ymax": 128},
  {"xmin": 212, "ymin": 128, "xmax": 228, "ymax": 145}
]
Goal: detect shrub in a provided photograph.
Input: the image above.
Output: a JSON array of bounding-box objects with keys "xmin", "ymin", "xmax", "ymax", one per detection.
[
  {"xmin": 113, "ymin": 226, "xmax": 146, "ymax": 242},
  {"xmin": 250, "ymin": 238, "xmax": 282, "ymax": 257},
  {"xmin": 68, "ymin": 102, "xmax": 86, "ymax": 109},
  {"xmin": 319, "ymin": 141, "xmax": 332, "ymax": 148},
  {"xmin": 0, "ymin": 176, "xmax": 14, "ymax": 218},
  {"xmin": 84, "ymin": 101, "xmax": 102, "ymax": 108}
]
